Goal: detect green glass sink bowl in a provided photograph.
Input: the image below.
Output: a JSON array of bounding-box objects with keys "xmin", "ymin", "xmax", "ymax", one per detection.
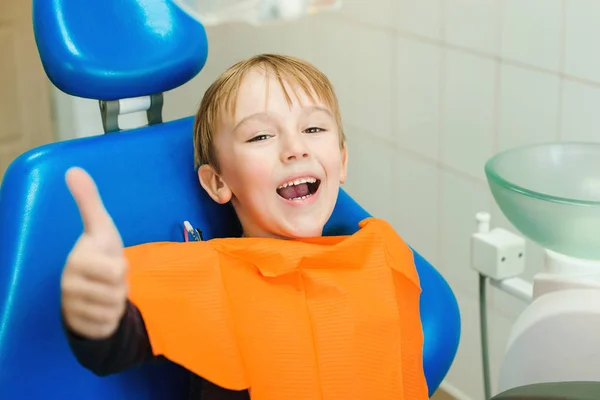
[{"xmin": 486, "ymin": 142, "xmax": 600, "ymax": 260}]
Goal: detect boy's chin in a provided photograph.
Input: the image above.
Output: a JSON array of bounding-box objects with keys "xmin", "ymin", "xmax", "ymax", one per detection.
[
  {"xmin": 277, "ymin": 216, "xmax": 329, "ymax": 239},
  {"xmin": 284, "ymin": 226, "xmax": 323, "ymax": 239}
]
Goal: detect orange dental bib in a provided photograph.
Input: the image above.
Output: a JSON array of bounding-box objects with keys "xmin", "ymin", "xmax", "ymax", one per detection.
[{"xmin": 125, "ymin": 218, "xmax": 428, "ymax": 400}]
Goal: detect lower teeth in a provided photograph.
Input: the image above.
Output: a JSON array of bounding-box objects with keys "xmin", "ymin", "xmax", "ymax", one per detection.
[{"xmin": 291, "ymin": 194, "xmax": 311, "ymax": 201}]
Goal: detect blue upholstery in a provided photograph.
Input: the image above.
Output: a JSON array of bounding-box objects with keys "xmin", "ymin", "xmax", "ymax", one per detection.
[
  {"xmin": 0, "ymin": 0, "xmax": 460, "ymax": 398},
  {"xmin": 33, "ymin": 0, "xmax": 208, "ymax": 100}
]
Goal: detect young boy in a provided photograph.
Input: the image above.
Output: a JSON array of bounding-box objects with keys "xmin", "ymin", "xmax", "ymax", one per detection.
[{"xmin": 61, "ymin": 54, "xmax": 427, "ymax": 400}]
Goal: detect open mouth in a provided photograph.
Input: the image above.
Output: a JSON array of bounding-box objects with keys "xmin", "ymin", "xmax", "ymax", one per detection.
[{"xmin": 277, "ymin": 177, "xmax": 321, "ymax": 201}]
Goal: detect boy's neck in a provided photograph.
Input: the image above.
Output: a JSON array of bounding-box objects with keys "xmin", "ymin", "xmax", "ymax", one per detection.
[{"xmin": 240, "ymin": 229, "xmax": 324, "ymax": 240}]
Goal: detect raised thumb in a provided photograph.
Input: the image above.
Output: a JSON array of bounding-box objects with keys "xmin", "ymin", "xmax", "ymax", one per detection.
[{"xmin": 66, "ymin": 167, "xmax": 120, "ymax": 243}]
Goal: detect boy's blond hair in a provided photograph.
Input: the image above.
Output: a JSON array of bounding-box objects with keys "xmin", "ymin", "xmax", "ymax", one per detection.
[{"xmin": 193, "ymin": 54, "xmax": 346, "ymax": 171}]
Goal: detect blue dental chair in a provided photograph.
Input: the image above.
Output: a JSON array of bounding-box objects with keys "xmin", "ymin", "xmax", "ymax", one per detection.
[{"xmin": 0, "ymin": 1, "xmax": 460, "ymax": 398}]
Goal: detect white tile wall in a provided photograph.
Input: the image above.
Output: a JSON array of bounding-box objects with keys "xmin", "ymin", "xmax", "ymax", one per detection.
[
  {"xmin": 341, "ymin": 0, "xmax": 394, "ymax": 28},
  {"xmin": 346, "ymin": 27, "xmax": 395, "ymax": 141},
  {"xmin": 395, "ymin": 0, "xmax": 443, "ymax": 40},
  {"xmin": 500, "ymin": 0, "xmax": 563, "ymax": 71},
  {"xmin": 439, "ymin": 171, "xmax": 491, "ymax": 297},
  {"xmin": 565, "ymin": 0, "xmax": 600, "ymax": 83},
  {"xmin": 444, "ymin": 0, "xmax": 501, "ymax": 55},
  {"xmin": 395, "ymin": 38, "xmax": 442, "ymax": 161},
  {"xmin": 309, "ymin": 16, "xmax": 361, "ymax": 126},
  {"xmin": 497, "ymin": 64, "xmax": 561, "ymax": 151},
  {"xmin": 440, "ymin": 50, "xmax": 496, "ymax": 181},
  {"xmin": 392, "ymin": 152, "xmax": 440, "ymax": 266},
  {"xmin": 561, "ymin": 79, "xmax": 600, "ymax": 142},
  {"xmin": 343, "ymin": 127, "xmax": 395, "ymax": 222},
  {"xmin": 52, "ymin": 2, "xmax": 599, "ymax": 399}
]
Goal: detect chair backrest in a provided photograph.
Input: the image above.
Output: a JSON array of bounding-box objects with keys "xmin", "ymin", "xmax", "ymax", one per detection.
[{"xmin": 0, "ymin": 1, "xmax": 460, "ymax": 398}]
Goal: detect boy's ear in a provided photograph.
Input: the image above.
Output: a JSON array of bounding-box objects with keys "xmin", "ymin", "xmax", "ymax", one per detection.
[
  {"xmin": 198, "ymin": 164, "xmax": 232, "ymax": 204},
  {"xmin": 339, "ymin": 144, "xmax": 348, "ymax": 184}
]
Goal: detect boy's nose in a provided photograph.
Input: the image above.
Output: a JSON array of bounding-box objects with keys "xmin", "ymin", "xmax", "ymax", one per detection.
[{"xmin": 280, "ymin": 135, "xmax": 310, "ymax": 162}]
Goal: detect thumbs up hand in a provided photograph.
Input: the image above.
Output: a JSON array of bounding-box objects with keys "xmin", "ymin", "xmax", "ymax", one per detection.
[{"xmin": 61, "ymin": 167, "xmax": 128, "ymax": 339}]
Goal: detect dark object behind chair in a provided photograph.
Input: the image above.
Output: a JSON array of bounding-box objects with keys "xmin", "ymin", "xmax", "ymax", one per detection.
[{"xmin": 491, "ymin": 381, "xmax": 600, "ymax": 400}]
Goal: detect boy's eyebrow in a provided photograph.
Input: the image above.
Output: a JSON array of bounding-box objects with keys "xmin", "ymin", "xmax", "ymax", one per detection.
[
  {"xmin": 233, "ymin": 106, "xmax": 333, "ymax": 131},
  {"xmin": 305, "ymin": 106, "xmax": 333, "ymax": 117},
  {"xmin": 233, "ymin": 112, "xmax": 271, "ymax": 131}
]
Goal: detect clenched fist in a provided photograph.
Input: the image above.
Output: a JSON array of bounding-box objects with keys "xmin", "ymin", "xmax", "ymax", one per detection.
[{"xmin": 61, "ymin": 167, "xmax": 128, "ymax": 340}]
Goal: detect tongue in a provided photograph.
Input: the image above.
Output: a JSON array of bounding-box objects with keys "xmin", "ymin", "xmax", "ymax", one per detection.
[{"xmin": 278, "ymin": 183, "xmax": 310, "ymax": 199}]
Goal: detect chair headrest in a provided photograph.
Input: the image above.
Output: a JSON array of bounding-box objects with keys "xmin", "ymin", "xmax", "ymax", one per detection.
[{"xmin": 33, "ymin": 0, "xmax": 208, "ymax": 100}]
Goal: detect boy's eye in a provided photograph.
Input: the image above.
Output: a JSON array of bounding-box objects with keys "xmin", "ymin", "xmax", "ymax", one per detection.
[
  {"xmin": 247, "ymin": 134, "xmax": 271, "ymax": 142},
  {"xmin": 304, "ymin": 127, "xmax": 325, "ymax": 134}
]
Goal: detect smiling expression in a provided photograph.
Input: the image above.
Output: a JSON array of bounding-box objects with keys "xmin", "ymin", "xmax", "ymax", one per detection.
[{"xmin": 198, "ymin": 67, "xmax": 348, "ymax": 239}]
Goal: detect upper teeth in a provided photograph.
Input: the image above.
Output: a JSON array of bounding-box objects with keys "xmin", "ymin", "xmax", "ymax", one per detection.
[{"xmin": 278, "ymin": 177, "xmax": 317, "ymax": 189}]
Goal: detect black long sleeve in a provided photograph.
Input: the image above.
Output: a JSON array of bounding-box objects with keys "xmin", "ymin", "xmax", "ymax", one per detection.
[
  {"xmin": 63, "ymin": 299, "xmax": 163, "ymax": 376},
  {"xmin": 63, "ymin": 300, "xmax": 250, "ymax": 400}
]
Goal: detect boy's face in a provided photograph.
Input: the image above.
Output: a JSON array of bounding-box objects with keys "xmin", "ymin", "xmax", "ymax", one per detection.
[{"xmin": 199, "ymin": 68, "xmax": 347, "ymax": 239}]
